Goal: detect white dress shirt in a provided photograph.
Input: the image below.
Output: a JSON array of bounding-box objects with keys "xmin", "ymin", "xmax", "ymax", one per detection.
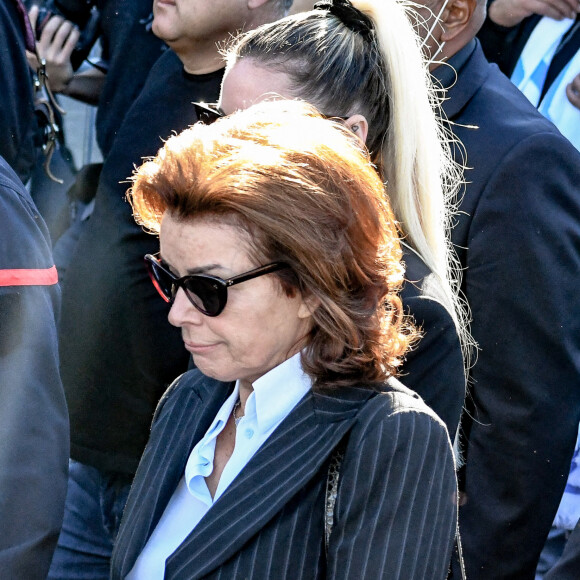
[{"xmin": 127, "ymin": 353, "xmax": 311, "ymax": 579}]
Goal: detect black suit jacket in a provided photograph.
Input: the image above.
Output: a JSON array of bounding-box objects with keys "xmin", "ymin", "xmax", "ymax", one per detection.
[
  {"xmin": 436, "ymin": 41, "xmax": 580, "ymax": 579},
  {"xmin": 111, "ymin": 371, "xmax": 457, "ymax": 579},
  {"xmin": 401, "ymin": 245, "xmax": 465, "ymax": 438}
]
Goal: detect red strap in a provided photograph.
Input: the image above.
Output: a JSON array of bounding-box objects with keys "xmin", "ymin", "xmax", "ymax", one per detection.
[
  {"xmin": 0, "ymin": 265, "xmax": 58, "ymax": 287},
  {"xmin": 13, "ymin": 0, "xmax": 37, "ymax": 53}
]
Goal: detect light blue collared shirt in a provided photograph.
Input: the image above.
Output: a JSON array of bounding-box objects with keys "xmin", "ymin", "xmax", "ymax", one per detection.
[{"xmin": 127, "ymin": 353, "xmax": 311, "ymax": 579}]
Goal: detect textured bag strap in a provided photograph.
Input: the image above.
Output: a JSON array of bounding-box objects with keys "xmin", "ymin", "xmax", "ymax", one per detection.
[
  {"xmin": 447, "ymin": 501, "xmax": 467, "ymax": 580},
  {"xmin": 454, "ymin": 518, "xmax": 467, "ymax": 580},
  {"xmin": 325, "ymin": 436, "xmax": 348, "ymax": 556}
]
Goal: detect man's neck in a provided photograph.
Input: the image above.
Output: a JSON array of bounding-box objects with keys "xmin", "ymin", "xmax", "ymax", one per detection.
[{"xmin": 172, "ymin": 40, "xmax": 227, "ymax": 75}]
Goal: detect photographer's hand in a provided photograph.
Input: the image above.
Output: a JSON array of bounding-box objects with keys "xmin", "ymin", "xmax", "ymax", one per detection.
[
  {"xmin": 27, "ymin": 4, "xmax": 105, "ymax": 105},
  {"xmin": 488, "ymin": 0, "xmax": 579, "ymax": 27},
  {"xmin": 27, "ymin": 4, "xmax": 80, "ymax": 92}
]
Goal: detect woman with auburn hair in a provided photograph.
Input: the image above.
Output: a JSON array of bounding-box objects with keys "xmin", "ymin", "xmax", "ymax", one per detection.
[
  {"xmin": 203, "ymin": 0, "xmax": 471, "ymax": 440},
  {"xmin": 111, "ymin": 101, "xmax": 458, "ymax": 579}
]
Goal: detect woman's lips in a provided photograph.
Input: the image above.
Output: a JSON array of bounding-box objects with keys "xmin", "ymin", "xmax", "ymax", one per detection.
[{"xmin": 183, "ymin": 340, "xmax": 219, "ymax": 354}]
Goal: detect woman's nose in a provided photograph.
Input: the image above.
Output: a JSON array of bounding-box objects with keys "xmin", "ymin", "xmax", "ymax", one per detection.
[{"xmin": 167, "ymin": 288, "xmax": 203, "ymax": 327}]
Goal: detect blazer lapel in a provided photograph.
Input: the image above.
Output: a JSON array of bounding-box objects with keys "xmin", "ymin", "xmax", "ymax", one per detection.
[
  {"xmin": 115, "ymin": 373, "xmax": 233, "ymax": 578},
  {"xmin": 165, "ymin": 386, "xmax": 375, "ymax": 579}
]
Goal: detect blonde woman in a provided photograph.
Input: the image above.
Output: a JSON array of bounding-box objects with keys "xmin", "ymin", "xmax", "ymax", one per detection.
[{"xmin": 197, "ymin": 0, "xmax": 469, "ymax": 436}]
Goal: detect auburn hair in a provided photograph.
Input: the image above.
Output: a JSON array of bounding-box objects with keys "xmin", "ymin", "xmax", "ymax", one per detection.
[{"xmin": 129, "ymin": 100, "xmax": 417, "ymax": 389}]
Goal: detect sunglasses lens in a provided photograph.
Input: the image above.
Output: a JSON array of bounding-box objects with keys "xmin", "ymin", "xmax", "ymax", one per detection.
[
  {"xmin": 183, "ymin": 277, "xmax": 224, "ymax": 316},
  {"xmin": 146, "ymin": 259, "xmax": 174, "ymax": 302}
]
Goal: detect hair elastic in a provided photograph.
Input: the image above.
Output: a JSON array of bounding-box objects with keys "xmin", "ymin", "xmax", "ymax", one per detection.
[{"xmin": 313, "ymin": 0, "xmax": 374, "ymax": 39}]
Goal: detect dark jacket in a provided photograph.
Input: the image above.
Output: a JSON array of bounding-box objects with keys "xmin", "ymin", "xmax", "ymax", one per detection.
[
  {"xmin": 401, "ymin": 245, "xmax": 465, "ymax": 438},
  {"xmin": 436, "ymin": 40, "xmax": 580, "ymax": 579},
  {"xmin": 0, "ymin": 0, "xmax": 40, "ymax": 183},
  {"xmin": 111, "ymin": 370, "xmax": 457, "ymax": 579},
  {"xmin": 58, "ymin": 51, "xmax": 224, "ymax": 475},
  {"xmin": 0, "ymin": 157, "xmax": 69, "ymax": 578}
]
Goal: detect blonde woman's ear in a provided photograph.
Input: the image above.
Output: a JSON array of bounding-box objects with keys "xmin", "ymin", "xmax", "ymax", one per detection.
[{"xmin": 344, "ymin": 114, "xmax": 369, "ymax": 145}]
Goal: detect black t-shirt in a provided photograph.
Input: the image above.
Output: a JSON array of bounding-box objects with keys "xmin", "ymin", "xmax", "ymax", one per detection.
[
  {"xmin": 96, "ymin": 0, "xmax": 167, "ymax": 157},
  {"xmin": 59, "ymin": 50, "xmax": 224, "ymax": 474}
]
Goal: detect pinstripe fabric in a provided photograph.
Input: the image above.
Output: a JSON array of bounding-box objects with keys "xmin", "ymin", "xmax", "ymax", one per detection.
[{"xmin": 112, "ymin": 371, "xmax": 457, "ymax": 580}]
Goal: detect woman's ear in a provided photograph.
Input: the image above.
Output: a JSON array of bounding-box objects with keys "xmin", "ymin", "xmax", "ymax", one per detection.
[
  {"xmin": 297, "ymin": 292, "xmax": 321, "ymax": 319},
  {"xmin": 344, "ymin": 114, "xmax": 369, "ymax": 145}
]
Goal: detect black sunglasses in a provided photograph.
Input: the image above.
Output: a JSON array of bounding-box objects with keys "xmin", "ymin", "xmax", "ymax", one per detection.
[
  {"xmin": 194, "ymin": 102, "xmax": 225, "ymax": 125},
  {"xmin": 193, "ymin": 101, "xmax": 350, "ymax": 125},
  {"xmin": 145, "ymin": 253, "xmax": 289, "ymax": 317}
]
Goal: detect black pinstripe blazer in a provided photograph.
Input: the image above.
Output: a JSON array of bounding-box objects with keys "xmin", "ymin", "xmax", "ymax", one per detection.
[{"xmin": 111, "ymin": 370, "xmax": 458, "ymax": 579}]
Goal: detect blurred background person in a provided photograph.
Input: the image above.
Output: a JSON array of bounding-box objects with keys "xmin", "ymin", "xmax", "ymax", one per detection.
[
  {"xmin": 112, "ymin": 99, "xmax": 458, "ymax": 580},
  {"xmin": 26, "ymin": 0, "xmax": 167, "ymax": 249},
  {"xmin": 27, "ymin": 0, "xmax": 167, "ymax": 158}
]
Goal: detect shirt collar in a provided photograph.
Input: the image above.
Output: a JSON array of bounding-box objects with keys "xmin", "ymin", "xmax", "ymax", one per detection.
[
  {"xmin": 183, "ymin": 352, "xmax": 311, "ymax": 492},
  {"xmin": 246, "ymin": 352, "xmax": 311, "ymax": 433},
  {"xmin": 433, "ymin": 39, "xmax": 477, "ymax": 89}
]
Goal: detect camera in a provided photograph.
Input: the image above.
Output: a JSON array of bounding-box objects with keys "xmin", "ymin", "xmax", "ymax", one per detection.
[{"xmin": 33, "ymin": 0, "xmax": 100, "ymax": 70}]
